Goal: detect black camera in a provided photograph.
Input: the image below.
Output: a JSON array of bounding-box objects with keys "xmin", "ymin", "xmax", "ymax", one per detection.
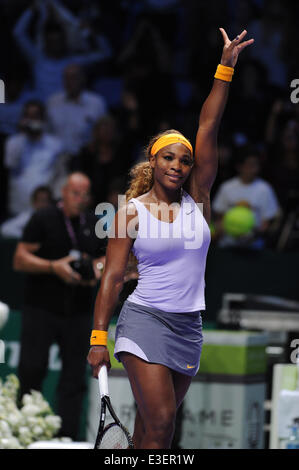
[{"xmin": 69, "ymin": 251, "xmax": 95, "ymax": 281}]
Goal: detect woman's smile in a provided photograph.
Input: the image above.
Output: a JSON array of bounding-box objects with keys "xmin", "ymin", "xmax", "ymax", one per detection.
[{"xmin": 166, "ymin": 174, "xmax": 182, "ymax": 183}]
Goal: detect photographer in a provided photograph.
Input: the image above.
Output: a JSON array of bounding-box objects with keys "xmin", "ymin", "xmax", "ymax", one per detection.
[{"xmin": 13, "ymin": 172, "xmax": 106, "ymax": 440}]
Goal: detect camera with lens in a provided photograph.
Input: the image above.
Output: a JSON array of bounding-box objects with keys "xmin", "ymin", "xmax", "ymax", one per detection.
[{"xmin": 69, "ymin": 250, "xmax": 95, "ymax": 281}]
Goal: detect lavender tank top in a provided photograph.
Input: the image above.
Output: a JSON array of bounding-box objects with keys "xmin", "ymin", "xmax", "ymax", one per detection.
[{"xmin": 127, "ymin": 190, "xmax": 211, "ymax": 312}]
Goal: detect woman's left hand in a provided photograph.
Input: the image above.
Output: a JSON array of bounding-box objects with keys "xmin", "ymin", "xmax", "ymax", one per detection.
[{"xmin": 219, "ymin": 28, "xmax": 254, "ymax": 68}]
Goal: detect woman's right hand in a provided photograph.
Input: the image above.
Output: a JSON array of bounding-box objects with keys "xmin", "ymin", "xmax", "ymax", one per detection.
[{"xmin": 87, "ymin": 345, "xmax": 111, "ymax": 378}]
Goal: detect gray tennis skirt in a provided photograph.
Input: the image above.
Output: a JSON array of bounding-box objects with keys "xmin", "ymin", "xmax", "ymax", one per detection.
[{"xmin": 114, "ymin": 299, "xmax": 204, "ymax": 377}]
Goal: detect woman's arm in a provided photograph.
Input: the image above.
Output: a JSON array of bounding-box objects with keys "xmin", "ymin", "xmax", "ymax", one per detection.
[
  {"xmin": 87, "ymin": 204, "xmax": 136, "ymax": 375},
  {"xmin": 187, "ymin": 29, "xmax": 254, "ymax": 219},
  {"xmin": 91, "ymin": 237, "xmax": 134, "ymax": 331}
]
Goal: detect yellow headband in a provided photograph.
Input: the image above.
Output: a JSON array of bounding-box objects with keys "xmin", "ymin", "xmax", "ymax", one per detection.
[{"xmin": 150, "ymin": 133, "xmax": 193, "ymax": 156}]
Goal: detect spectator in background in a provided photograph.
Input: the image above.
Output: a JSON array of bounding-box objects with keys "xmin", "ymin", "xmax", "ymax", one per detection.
[
  {"xmin": 47, "ymin": 63, "xmax": 107, "ymax": 156},
  {"xmin": 264, "ymin": 112, "xmax": 299, "ymax": 212},
  {"xmin": 228, "ymin": 59, "xmax": 271, "ymax": 144},
  {"xmin": 4, "ymin": 100, "xmax": 64, "ymax": 216},
  {"xmin": 13, "ymin": 172, "xmax": 106, "ymax": 440},
  {"xmin": 113, "ymin": 87, "xmax": 145, "ymax": 164},
  {"xmin": 72, "ymin": 115, "xmax": 132, "ymax": 207},
  {"xmin": 13, "ymin": 2, "xmax": 111, "ymax": 100},
  {"xmin": 121, "ymin": 0, "xmax": 180, "ymax": 48},
  {"xmin": 212, "ymin": 147, "xmax": 280, "ymax": 248},
  {"xmin": 210, "ymin": 137, "xmax": 235, "ymax": 200},
  {"xmin": 0, "ymin": 72, "xmax": 39, "ymax": 138},
  {"xmin": 38, "ymin": 0, "xmax": 106, "ymax": 55},
  {"xmin": 0, "ymin": 71, "xmax": 39, "ymax": 221},
  {"xmin": 247, "ymin": 0, "xmax": 288, "ymax": 90},
  {"xmin": 0, "ymin": 185, "xmax": 53, "ymax": 239},
  {"xmin": 117, "ymin": 19, "xmax": 177, "ymax": 136}
]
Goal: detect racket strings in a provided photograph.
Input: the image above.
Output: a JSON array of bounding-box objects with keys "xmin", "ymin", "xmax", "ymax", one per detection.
[{"xmin": 98, "ymin": 423, "xmax": 130, "ymax": 449}]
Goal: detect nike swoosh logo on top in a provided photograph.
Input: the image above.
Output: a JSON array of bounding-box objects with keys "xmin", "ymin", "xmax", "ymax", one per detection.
[{"xmin": 187, "ymin": 364, "xmax": 196, "ymax": 369}]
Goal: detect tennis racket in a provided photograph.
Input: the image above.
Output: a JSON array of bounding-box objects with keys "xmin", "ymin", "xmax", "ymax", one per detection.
[{"xmin": 94, "ymin": 365, "xmax": 134, "ymax": 449}]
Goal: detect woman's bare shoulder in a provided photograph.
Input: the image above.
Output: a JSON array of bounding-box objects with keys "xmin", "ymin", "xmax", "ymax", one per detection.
[{"xmin": 107, "ymin": 202, "xmax": 139, "ymax": 242}]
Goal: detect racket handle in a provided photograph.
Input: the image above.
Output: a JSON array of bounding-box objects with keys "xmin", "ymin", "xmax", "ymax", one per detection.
[{"xmin": 98, "ymin": 364, "xmax": 109, "ymax": 398}]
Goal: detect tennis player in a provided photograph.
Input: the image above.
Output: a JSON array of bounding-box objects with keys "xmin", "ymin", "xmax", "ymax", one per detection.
[{"xmin": 88, "ymin": 28, "xmax": 254, "ymax": 449}]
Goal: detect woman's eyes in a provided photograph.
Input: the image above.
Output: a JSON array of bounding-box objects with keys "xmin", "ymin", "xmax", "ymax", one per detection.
[{"xmin": 164, "ymin": 155, "xmax": 191, "ymax": 165}]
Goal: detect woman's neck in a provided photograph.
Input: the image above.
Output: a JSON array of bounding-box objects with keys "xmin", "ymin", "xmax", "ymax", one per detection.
[{"xmin": 149, "ymin": 185, "xmax": 183, "ymax": 205}]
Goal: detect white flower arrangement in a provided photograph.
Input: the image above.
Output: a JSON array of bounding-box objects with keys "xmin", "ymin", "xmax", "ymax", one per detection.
[{"xmin": 0, "ymin": 374, "xmax": 69, "ymax": 449}]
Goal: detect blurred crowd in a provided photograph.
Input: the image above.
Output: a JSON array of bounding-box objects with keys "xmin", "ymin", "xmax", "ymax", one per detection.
[{"xmin": 0, "ymin": 0, "xmax": 299, "ymax": 251}]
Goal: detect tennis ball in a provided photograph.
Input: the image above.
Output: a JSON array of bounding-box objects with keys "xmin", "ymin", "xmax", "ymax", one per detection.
[{"xmin": 223, "ymin": 206, "xmax": 255, "ymax": 237}]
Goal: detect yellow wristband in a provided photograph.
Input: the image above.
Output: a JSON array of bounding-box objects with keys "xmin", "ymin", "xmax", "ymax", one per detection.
[
  {"xmin": 214, "ymin": 64, "xmax": 234, "ymax": 82},
  {"xmin": 90, "ymin": 329, "xmax": 108, "ymax": 346}
]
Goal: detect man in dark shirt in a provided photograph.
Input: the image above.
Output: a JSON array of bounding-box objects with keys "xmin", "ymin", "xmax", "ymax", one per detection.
[{"xmin": 13, "ymin": 172, "xmax": 106, "ymax": 440}]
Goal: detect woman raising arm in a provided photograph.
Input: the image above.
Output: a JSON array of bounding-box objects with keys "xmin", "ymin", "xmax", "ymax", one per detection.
[
  {"xmin": 87, "ymin": 28, "xmax": 254, "ymax": 449},
  {"xmin": 186, "ymin": 28, "xmax": 254, "ymax": 224}
]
